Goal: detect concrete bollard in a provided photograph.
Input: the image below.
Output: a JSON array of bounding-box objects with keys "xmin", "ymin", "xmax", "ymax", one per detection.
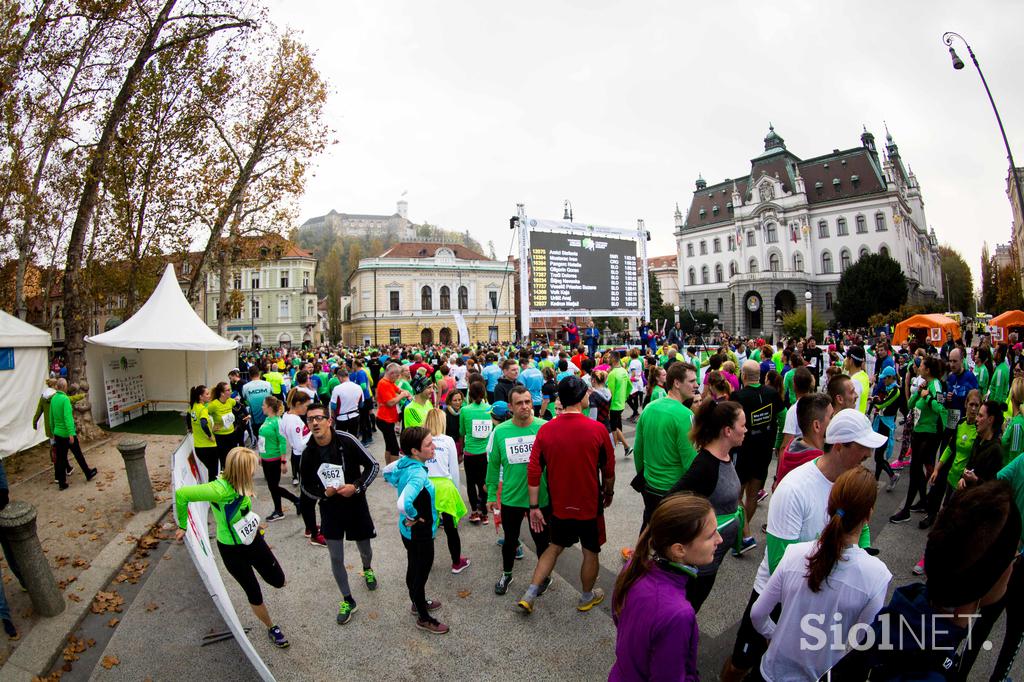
[
  {"xmin": 117, "ymin": 439, "xmax": 155, "ymax": 512},
  {"xmin": 0, "ymin": 501, "xmax": 65, "ymax": 617}
]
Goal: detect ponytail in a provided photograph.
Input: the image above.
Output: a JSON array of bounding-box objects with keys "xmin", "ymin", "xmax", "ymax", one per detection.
[
  {"xmin": 613, "ymin": 494, "xmax": 712, "ymax": 616},
  {"xmin": 805, "ymin": 467, "xmax": 876, "ymax": 592},
  {"xmin": 286, "ymin": 388, "xmax": 310, "ymax": 410},
  {"xmin": 689, "ymin": 400, "xmax": 743, "ymax": 449},
  {"xmin": 189, "ymin": 385, "xmax": 207, "ymax": 406},
  {"xmin": 263, "ymin": 395, "xmax": 283, "ymax": 417}
]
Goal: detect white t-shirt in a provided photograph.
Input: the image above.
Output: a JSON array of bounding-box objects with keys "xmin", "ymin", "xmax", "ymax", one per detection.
[
  {"xmin": 754, "ymin": 458, "xmax": 833, "ymax": 593},
  {"xmin": 330, "ymin": 381, "xmax": 362, "ymax": 419},
  {"xmin": 279, "ymin": 412, "xmax": 310, "ymax": 455},
  {"xmin": 783, "ymin": 403, "xmax": 801, "ymax": 437},
  {"xmin": 424, "ymin": 433, "xmax": 460, "ymax": 489},
  {"xmin": 451, "ymin": 365, "xmax": 468, "ymax": 390},
  {"xmin": 297, "ymin": 385, "xmax": 317, "ymax": 401},
  {"xmin": 628, "ymin": 358, "xmax": 644, "ymax": 394},
  {"xmin": 751, "ymin": 540, "xmax": 891, "ymax": 682}
]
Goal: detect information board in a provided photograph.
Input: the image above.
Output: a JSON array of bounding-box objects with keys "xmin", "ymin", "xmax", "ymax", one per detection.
[
  {"xmin": 528, "ymin": 228, "xmax": 640, "ymax": 314},
  {"xmin": 102, "ymin": 351, "xmax": 146, "ymax": 427}
]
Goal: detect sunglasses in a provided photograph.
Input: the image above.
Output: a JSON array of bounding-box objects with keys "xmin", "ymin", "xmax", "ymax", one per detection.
[{"xmin": 308, "ymin": 415, "xmax": 329, "ymax": 423}]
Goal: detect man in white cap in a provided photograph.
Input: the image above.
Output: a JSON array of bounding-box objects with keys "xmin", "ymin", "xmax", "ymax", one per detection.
[{"xmin": 720, "ymin": 408, "xmax": 887, "ymax": 682}]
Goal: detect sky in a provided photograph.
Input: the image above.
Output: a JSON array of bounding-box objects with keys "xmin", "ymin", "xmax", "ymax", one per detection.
[{"xmin": 265, "ymin": 1, "xmax": 1024, "ymax": 286}]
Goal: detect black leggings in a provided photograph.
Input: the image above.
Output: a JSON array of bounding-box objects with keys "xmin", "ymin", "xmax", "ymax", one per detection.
[
  {"xmin": 441, "ymin": 513, "xmax": 461, "ymax": 565},
  {"xmin": 217, "ymin": 534, "xmax": 285, "ymax": 606},
  {"xmin": 501, "ymin": 505, "xmax": 551, "ymax": 572},
  {"xmin": 904, "ymin": 431, "xmax": 941, "ymax": 510},
  {"xmin": 960, "ymin": 555, "xmax": 1024, "ymax": 680},
  {"xmin": 627, "ymin": 392, "xmax": 641, "ymax": 417},
  {"xmin": 54, "ymin": 436, "xmax": 91, "ymax": 487},
  {"xmin": 686, "ymin": 572, "xmax": 718, "ymax": 613},
  {"xmin": 873, "ymin": 421, "xmax": 894, "ymax": 481},
  {"xmin": 195, "ymin": 446, "xmax": 220, "ymax": 482},
  {"xmin": 260, "ymin": 460, "xmax": 299, "ymax": 514},
  {"xmin": 463, "ymin": 453, "xmax": 488, "ymax": 516},
  {"xmin": 377, "ymin": 417, "xmax": 400, "ymax": 456},
  {"xmin": 214, "ymin": 433, "xmax": 235, "ymax": 468},
  {"xmin": 402, "ymin": 535, "xmax": 435, "ymax": 621}
]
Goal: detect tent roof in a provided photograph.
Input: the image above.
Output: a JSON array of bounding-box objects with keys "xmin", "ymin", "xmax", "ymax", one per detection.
[
  {"xmin": 86, "ymin": 264, "xmax": 237, "ymax": 351},
  {"xmin": 892, "ymin": 313, "xmax": 962, "ymax": 346},
  {"xmin": 990, "ymin": 310, "xmax": 1024, "ymax": 329},
  {"xmin": 0, "ymin": 310, "xmax": 51, "ymax": 348}
]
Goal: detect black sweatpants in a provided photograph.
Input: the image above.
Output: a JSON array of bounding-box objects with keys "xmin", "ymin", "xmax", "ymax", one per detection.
[
  {"xmin": 501, "ymin": 505, "xmax": 551, "ymax": 572},
  {"xmin": 463, "ymin": 453, "xmax": 488, "ymax": 517},
  {"xmin": 261, "ymin": 460, "xmax": 299, "ymax": 514},
  {"xmin": 217, "ymin": 534, "xmax": 285, "ymax": 606},
  {"xmin": 402, "ymin": 535, "xmax": 435, "ymax": 621},
  {"xmin": 376, "ymin": 417, "xmax": 400, "ymax": 456},
  {"xmin": 54, "ymin": 435, "xmax": 91, "ymax": 487}
]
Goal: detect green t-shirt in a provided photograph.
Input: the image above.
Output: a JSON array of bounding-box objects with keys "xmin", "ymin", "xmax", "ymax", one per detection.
[
  {"xmin": 991, "ymin": 361, "xmax": 1011, "ymax": 404},
  {"xmin": 264, "ymin": 371, "xmax": 284, "ymax": 395},
  {"xmin": 940, "ymin": 420, "xmax": 977, "ymax": 487},
  {"xmin": 175, "ymin": 478, "xmax": 253, "ymax": 546},
  {"xmin": 607, "ymin": 366, "xmax": 630, "ymax": 411},
  {"xmin": 258, "ymin": 415, "xmax": 287, "ymax": 459},
  {"xmin": 486, "ymin": 418, "xmax": 549, "ymax": 508},
  {"xmin": 633, "ymin": 398, "xmax": 698, "ymax": 493},
  {"xmin": 650, "ymin": 386, "xmax": 667, "ymax": 402},
  {"xmin": 1002, "ymin": 413, "xmax": 1024, "ymax": 467},
  {"xmin": 460, "ymin": 401, "xmax": 494, "ymax": 454},
  {"xmin": 997, "ymin": 453, "xmax": 1024, "ymax": 544},
  {"xmin": 403, "ymin": 399, "xmax": 432, "ymax": 428}
]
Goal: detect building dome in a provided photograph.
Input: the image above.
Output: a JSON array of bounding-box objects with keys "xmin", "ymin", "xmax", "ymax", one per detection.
[{"xmin": 764, "ymin": 124, "xmax": 785, "ymax": 151}]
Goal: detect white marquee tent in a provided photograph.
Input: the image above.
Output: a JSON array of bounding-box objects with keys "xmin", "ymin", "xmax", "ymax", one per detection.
[
  {"xmin": 86, "ymin": 264, "xmax": 237, "ymax": 425},
  {"xmin": 0, "ymin": 311, "xmax": 51, "ymax": 457}
]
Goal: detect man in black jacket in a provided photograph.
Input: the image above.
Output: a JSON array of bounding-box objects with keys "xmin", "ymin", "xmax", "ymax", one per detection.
[{"xmin": 493, "ymin": 359, "xmax": 521, "ymax": 404}]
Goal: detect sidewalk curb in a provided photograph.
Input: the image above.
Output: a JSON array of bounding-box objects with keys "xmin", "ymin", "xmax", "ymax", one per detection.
[{"xmin": 0, "ymin": 501, "xmax": 172, "ymax": 681}]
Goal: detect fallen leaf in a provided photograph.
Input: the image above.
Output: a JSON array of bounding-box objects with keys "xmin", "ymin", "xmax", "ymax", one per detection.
[
  {"xmin": 145, "ymin": 602, "xmax": 158, "ymax": 612},
  {"xmin": 100, "ymin": 655, "xmax": 119, "ymax": 669},
  {"xmin": 107, "ymin": 618, "xmax": 120, "ymax": 627},
  {"xmin": 72, "ymin": 558, "xmax": 88, "ymax": 569},
  {"xmin": 75, "ymin": 506, "xmax": 85, "ymax": 513},
  {"xmin": 66, "ymin": 593, "xmax": 80, "ymax": 602},
  {"xmin": 367, "ymin": 611, "xmax": 379, "ymax": 620},
  {"xmin": 457, "ymin": 589, "xmax": 472, "ymax": 599}
]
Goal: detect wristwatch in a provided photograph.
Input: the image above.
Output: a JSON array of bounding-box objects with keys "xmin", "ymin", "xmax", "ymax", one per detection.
[{"xmin": 529, "ymin": 504, "xmax": 539, "ymax": 510}]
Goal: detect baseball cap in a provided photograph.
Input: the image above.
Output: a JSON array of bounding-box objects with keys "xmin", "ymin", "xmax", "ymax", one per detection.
[
  {"xmin": 879, "ymin": 366, "xmax": 897, "ymax": 379},
  {"xmin": 825, "ymin": 409, "xmax": 888, "ymax": 448},
  {"xmin": 490, "ymin": 401, "xmax": 510, "ymax": 419}
]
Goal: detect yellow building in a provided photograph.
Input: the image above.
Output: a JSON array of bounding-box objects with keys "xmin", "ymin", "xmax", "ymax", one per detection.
[{"xmin": 343, "ymin": 242, "xmax": 516, "ymax": 346}]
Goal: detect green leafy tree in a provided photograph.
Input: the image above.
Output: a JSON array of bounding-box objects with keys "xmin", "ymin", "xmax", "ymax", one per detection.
[
  {"xmin": 782, "ymin": 310, "xmax": 827, "ymax": 340},
  {"xmin": 938, "ymin": 245, "xmax": 975, "ymax": 315},
  {"xmin": 994, "ymin": 261, "xmax": 1024, "ymax": 314},
  {"xmin": 980, "ymin": 243, "xmax": 997, "ymax": 312},
  {"xmin": 834, "ymin": 254, "xmax": 908, "ymax": 327},
  {"xmin": 647, "ymin": 271, "xmax": 675, "ymax": 327}
]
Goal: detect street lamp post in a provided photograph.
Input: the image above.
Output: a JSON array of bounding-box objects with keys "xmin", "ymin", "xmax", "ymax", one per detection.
[
  {"xmin": 673, "ymin": 304, "xmax": 680, "ymax": 327},
  {"xmin": 562, "ymin": 200, "xmax": 573, "ymax": 222},
  {"xmin": 805, "ymin": 290, "xmax": 813, "ymax": 339},
  {"xmin": 942, "ymin": 32, "xmax": 1024, "ymax": 244}
]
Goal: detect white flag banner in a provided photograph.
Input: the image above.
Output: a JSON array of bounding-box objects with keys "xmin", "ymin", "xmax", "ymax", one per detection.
[{"xmin": 454, "ymin": 312, "xmax": 471, "ymax": 346}]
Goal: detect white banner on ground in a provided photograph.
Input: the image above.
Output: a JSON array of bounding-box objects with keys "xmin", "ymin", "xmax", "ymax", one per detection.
[
  {"xmin": 102, "ymin": 351, "xmax": 146, "ymax": 427},
  {"xmin": 171, "ymin": 435, "xmax": 275, "ymax": 682},
  {"xmin": 453, "ymin": 312, "xmax": 471, "ymax": 346}
]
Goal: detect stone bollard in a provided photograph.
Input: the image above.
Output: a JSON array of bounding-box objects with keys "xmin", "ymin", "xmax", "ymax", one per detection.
[
  {"xmin": 0, "ymin": 501, "xmax": 65, "ymax": 617},
  {"xmin": 117, "ymin": 439, "xmax": 155, "ymax": 512}
]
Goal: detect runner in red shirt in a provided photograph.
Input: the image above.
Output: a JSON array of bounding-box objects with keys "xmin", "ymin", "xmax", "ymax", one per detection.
[
  {"xmin": 571, "ymin": 346, "xmax": 589, "ymax": 375},
  {"xmin": 774, "ymin": 393, "xmax": 832, "ymax": 490},
  {"xmin": 374, "ymin": 363, "xmax": 409, "ymax": 465},
  {"xmin": 517, "ymin": 376, "xmax": 614, "ymax": 615}
]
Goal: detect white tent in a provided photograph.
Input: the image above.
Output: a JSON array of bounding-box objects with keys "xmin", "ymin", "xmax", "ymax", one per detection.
[
  {"xmin": 0, "ymin": 311, "xmax": 51, "ymax": 458},
  {"xmin": 86, "ymin": 264, "xmax": 237, "ymax": 425}
]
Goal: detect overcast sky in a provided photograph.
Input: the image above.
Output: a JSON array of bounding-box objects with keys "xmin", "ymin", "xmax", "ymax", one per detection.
[{"xmin": 266, "ymin": 1, "xmax": 1023, "ymax": 287}]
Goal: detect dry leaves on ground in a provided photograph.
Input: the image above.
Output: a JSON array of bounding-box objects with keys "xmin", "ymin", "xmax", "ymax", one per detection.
[
  {"xmin": 457, "ymin": 590, "xmax": 472, "ymax": 598},
  {"xmin": 61, "ymin": 634, "xmax": 94, "ymax": 662},
  {"xmin": 90, "ymin": 591, "xmax": 124, "ymax": 614},
  {"xmin": 107, "ymin": 617, "xmax": 120, "ymax": 627},
  {"xmin": 145, "ymin": 602, "xmax": 158, "ymax": 612},
  {"xmin": 66, "ymin": 593, "xmax": 80, "ymax": 602},
  {"xmin": 100, "ymin": 655, "xmax": 119, "ymax": 669}
]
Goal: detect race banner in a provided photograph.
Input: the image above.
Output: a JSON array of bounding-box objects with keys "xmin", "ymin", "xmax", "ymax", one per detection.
[
  {"xmin": 171, "ymin": 435, "xmax": 275, "ymax": 682},
  {"xmin": 453, "ymin": 312, "xmax": 471, "ymax": 347}
]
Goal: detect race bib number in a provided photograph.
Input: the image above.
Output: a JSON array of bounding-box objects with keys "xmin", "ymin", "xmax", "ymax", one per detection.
[
  {"xmin": 221, "ymin": 412, "xmax": 235, "ymax": 428},
  {"xmin": 947, "ymin": 409, "xmax": 961, "ymax": 425},
  {"xmin": 257, "ymin": 436, "xmax": 266, "ymax": 454},
  {"xmin": 505, "ymin": 435, "xmax": 536, "ymax": 465},
  {"xmin": 232, "ymin": 511, "xmax": 260, "ymax": 546},
  {"xmin": 318, "ymin": 462, "xmax": 345, "ymax": 489},
  {"xmin": 471, "ymin": 419, "xmax": 492, "ymax": 439}
]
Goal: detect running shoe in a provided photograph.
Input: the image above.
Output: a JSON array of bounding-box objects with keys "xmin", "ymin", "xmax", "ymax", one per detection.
[
  {"xmin": 732, "ymin": 537, "xmax": 757, "ymax": 557},
  {"xmin": 336, "ymin": 599, "xmax": 357, "ymax": 625},
  {"xmin": 516, "ymin": 595, "xmax": 535, "ymax": 614},
  {"xmin": 451, "ymin": 557, "xmax": 471, "ymax": 574},
  {"xmin": 576, "ymin": 588, "xmax": 605, "ymax": 612},
  {"xmin": 309, "ymin": 533, "xmax": 327, "ymax": 547},
  {"xmin": 912, "ymin": 558, "xmax": 925, "ymax": 576},
  {"xmin": 756, "ymin": 489, "xmax": 769, "ymax": 503},
  {"xmin": 410, "ymin": 599, "xmax": 442, "ymax": 614},
  {"xmin": 266, "ymin": 511, "xmax": 285, "ymax": 522},
  {"xmin": 497, "ymin": 537, "xmax": 504, "ymax": 546},
  {"xmin": 918, "ymin": 515, "xmax": 935, "ymax": 530},
  {"xmin": 58, "ymin": 483, "xmax": 69, "ymax": 491},
  {"xmin": 623, "ymin": 446, "xmax": 633, "ymax": 458},
  {"xmin": 885, "ymin": 472, "xmax": 900, "ymax": 492},
  {"xmin": 267, "ymin": 625, "xmax": 289, "ymax": 648},
  {"xmin": 415, "ymin": 618, "xmax": 450, "ymax": 634},
  {"xmin": 303, "ymin": 527, "xmax": 313, "ymax": 538},
  {"xmin": 515, "ymin": 543, "xmax": 525, "ymax": 560},
  {"xmin": 468, "ymin": 512, "xmax": 481, "ymax": 525},
  {"xmin": 889, "ymin": 508, "xmax": 911, "ymax": 524},
  {"xmin": 891, "ymin": 459, "xmax": 910, "ymax": 471},
  {"xmin": 537, "ymin": 576, "xmax": 552, "ymax": 596},
  {"xmin": 67, "ymin": 464, "xmax": 75, "ymax": 477},
  {"xmin": 363, "ymin": 568, "xmax": 378, "ymax": 591},
  {"xmin": 495, "ymin": 573, "xmax": 514, "ymax": 595},
  {"xmin": 620, "ymin": 547, "xmax": 634, "ymax": 563},
  {"xmin": 481, "ymin": 515, "xmax": 489, "ymax": 526},
  {"xmin": 2, "ymin": 618, "xmax": 17, "ymax": 639},
  {"xmin": 85, "ymin": 467, "xmax": 98, "ymax": 482},
  {"xmin": 909, "ymin": 503, "xmax": 929, "ymax": 514},
  {"xmin": 291, "ymin": 476, "xmax": 299, "ymax": 487}
]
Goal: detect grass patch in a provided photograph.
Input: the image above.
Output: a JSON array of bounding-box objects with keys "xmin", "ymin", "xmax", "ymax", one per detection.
[{"xmin": 102, "ymin": 411, "xmax": 186, "ymax": 436}]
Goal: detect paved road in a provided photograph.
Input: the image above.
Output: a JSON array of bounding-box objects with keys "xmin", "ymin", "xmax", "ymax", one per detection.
[{"xmin": 68, "ymin": 415, "xmax": 1021, "ymax": 681}]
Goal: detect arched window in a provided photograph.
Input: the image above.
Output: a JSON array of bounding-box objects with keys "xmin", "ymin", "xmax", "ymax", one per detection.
[
  {"xmin": 439, "ymin": 285, "xmax": 451, "ymax": 310},
  {"xmin": 701, "ymin": 265, "xmax": 709, "ymax": 284},
  {"xmin": 856, "ymin": 215, "xmax": 867, "ymax": 234},
  {"xmin": 875, "ymin": 213, "xmax": 887, "ymax": 231},
  {"xmin": 837, "ymin": 217, "xmax": 848, "ymax": 236},
  {"xmin": 715, "ymin": 264, "xmax": 724, "ymax": 282},
  {"xmin": 717, "ymin": 297, "xmax": 724, "ymax": 314},
  {"xmin": 840, "ymin": 249, "xmax": 852, "ymax": 271},
  {"xmin": 458, "ymin": 285, "xmax": 468, "ymax": 310},
  {"xmin": 748, "ymin": 258, "xmax": 759, "ymax": 273},
  {"xmin": 729, "ymin": 261, "xmax": 738, "ymax": 277},
  {"xmin": 421, "ymin": 285, "xmax": 432, "ymax": 310},
  {"xmin": 688, "ymin": 268, "xmax": 696, "ymax": 286},
  {"xmin": 793, "ymin": 252, "xmax": 804, "ymax": 272},
  {"xmin": 768, "ymin": 253, "xmax": 781, "ymax": 272},
  {"xmin": 765, "ymin": 223, "xmax": 777, "ymax": 243},
  {"xmin": 880, "ymin": 245, "xmax": 890, "ymax": 259},
  {"xmin": 859, "ymin": 247, "xmax": 869, "ymax": 260},
  {"xmin": 818, "ymin": 220, "xmax": 829, "ymax": 238},
  {"xmin": 822, "ymin": 251, "xmax": 833, "ymax": 274},
  {"xmin": 825, "ymin": 292, "xmax": 833, "ymax": 310}
]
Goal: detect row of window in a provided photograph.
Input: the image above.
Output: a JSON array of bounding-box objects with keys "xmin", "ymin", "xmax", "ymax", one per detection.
[
  {"xmin": 685, "ymin": 213, "xmax": 888, "ymax": 256},
  {"xmin": 216, "ymin": 270, "xmax": 312, "ymax": 290},
  {"xmin": 687, "ymin": 293, "xmax": 834, "ymax": 314},
  {"xmin": 685, "ymin": 246, "xmax": 891, "ymax": 285},
  {"xmin": 387, "ymin": 326, "xmax": 501, "ymax": 345},
  {"xmin": 395, "ymin": 285, "xmax": 499, "ymax": 312},
  {"xmin": 215, "ymin": 298, "xmax": 316, "ymax": 320}
]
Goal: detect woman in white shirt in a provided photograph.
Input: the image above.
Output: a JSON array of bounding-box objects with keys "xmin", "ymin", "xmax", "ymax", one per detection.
[{"xmin": 750, "ymin": 466, "xmax": 891, "ymax": 682}]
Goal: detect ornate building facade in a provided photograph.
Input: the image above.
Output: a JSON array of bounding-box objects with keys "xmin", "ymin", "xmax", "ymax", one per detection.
[
  {"xmin": 300, "ymin": 200, "xmax": 415, "ymax": 241},
  {"xmin": 675, "ymin": 125, "xmax": 942, "ymax": 336}
]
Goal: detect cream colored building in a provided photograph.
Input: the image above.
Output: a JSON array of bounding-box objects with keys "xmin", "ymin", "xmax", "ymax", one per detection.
[{"xmin": 343, "ymin": 242, "xmax": 516, "ymax": 346}]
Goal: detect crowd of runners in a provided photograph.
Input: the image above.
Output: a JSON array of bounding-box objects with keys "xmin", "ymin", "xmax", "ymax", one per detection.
[{"xmin": 167, "ymin": 325, "xmax": 1024, "ymax": 680}]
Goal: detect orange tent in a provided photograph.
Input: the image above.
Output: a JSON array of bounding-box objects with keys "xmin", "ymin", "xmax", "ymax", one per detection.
[
  {"xmin": 892, "ymin": 313, "xmax": 962, "ymax": 347},
  {"xmin": 989, "ymin": 310, "xmax": 1024, "ymax": 342}
]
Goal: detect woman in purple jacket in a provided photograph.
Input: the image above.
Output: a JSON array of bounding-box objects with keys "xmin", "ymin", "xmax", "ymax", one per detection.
[{"xmin": 610, "ymin": 494, "xmax": 722, "ymax": 681}]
